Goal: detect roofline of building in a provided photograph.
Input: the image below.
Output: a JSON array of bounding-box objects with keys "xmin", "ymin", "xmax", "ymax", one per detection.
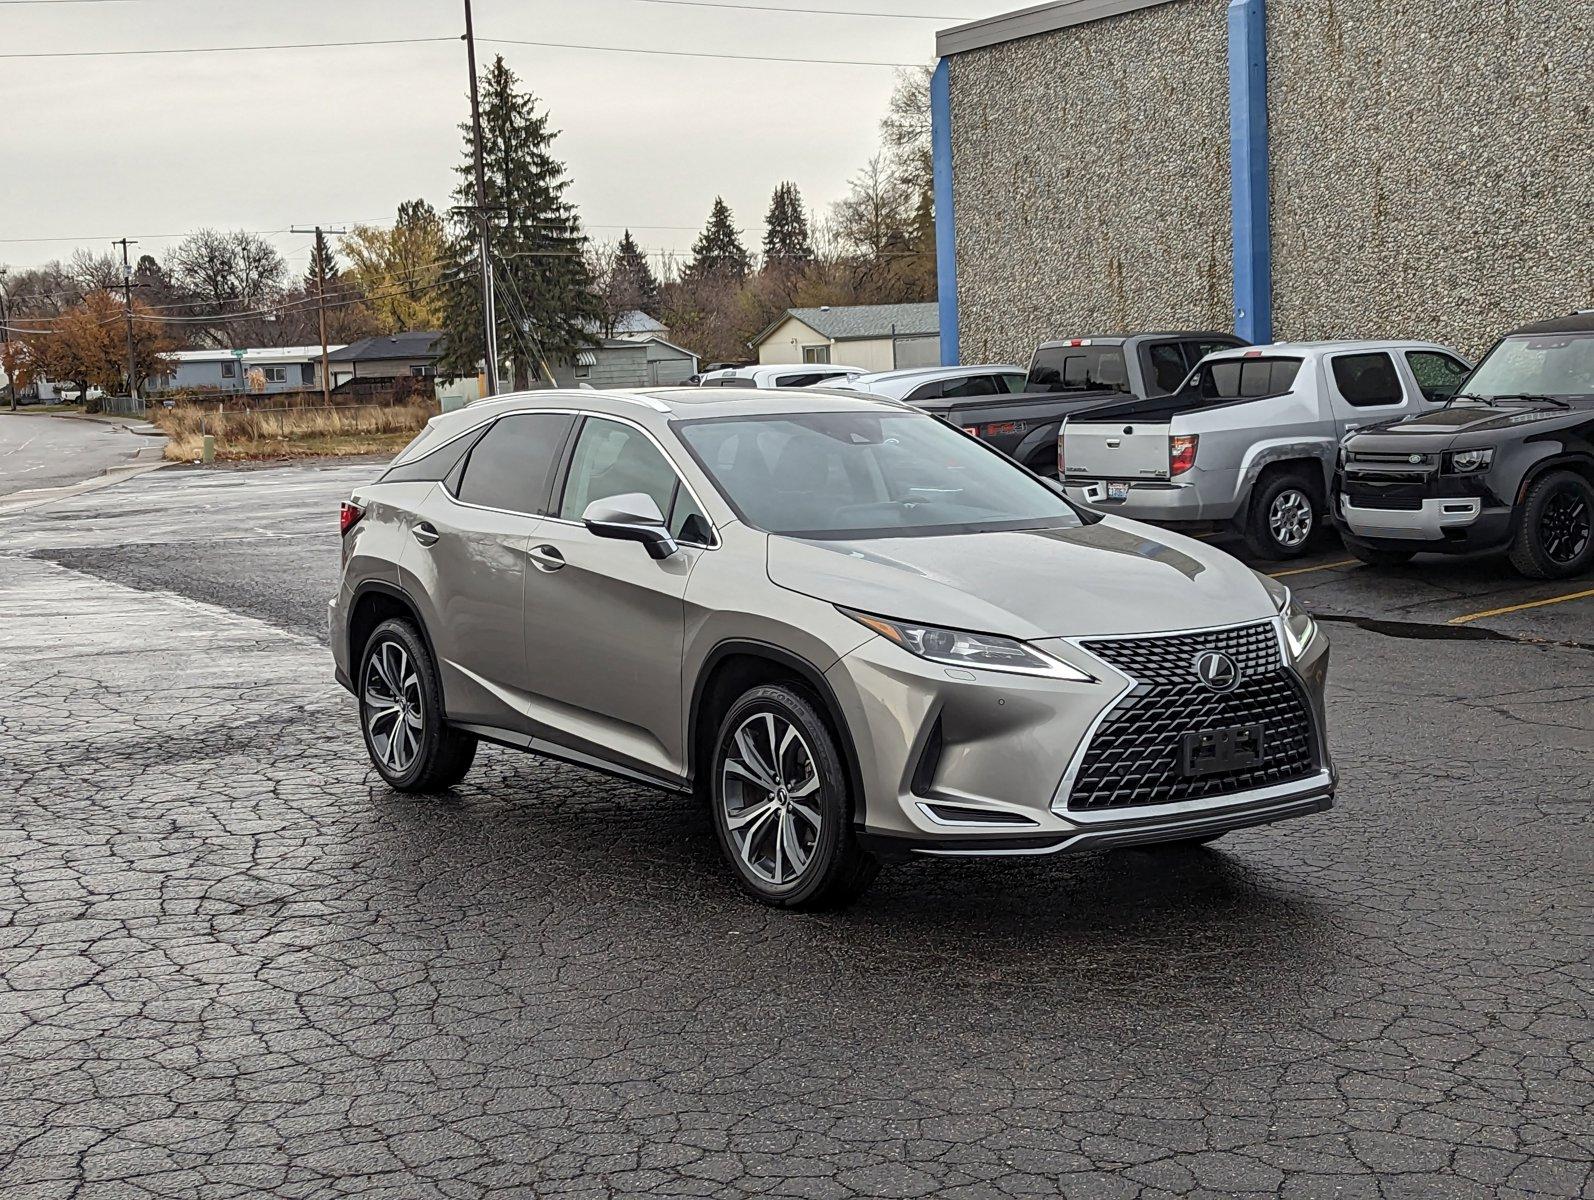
[
  {"xmin": 748, "ymin": 307, "xmax": 940, "ymax": 350},
  {"xmin": 936, "ymin": 0, "xmax": 1176, "ymax": 57}
]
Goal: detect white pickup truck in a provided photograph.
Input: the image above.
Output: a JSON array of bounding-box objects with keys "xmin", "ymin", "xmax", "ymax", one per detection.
[{"xmin": 1060, "ymin": 341, "xmax": 1472, "ymax": 557}]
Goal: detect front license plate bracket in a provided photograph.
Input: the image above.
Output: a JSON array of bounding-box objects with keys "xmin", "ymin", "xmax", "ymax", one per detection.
[{"xmin": 1180, "ymin": 724, "xmax": 1266, "ymax": 777}]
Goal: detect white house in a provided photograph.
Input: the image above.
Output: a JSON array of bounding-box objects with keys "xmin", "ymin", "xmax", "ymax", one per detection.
[{"xmin": 749, "ymin": 303, "xmax": 940, "ymax": 372}]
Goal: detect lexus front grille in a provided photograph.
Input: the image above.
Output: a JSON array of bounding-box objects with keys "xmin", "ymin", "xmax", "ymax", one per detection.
[{"xmin": 1066, "ymin": 622, "xmax": 1319, "ymax": 811}]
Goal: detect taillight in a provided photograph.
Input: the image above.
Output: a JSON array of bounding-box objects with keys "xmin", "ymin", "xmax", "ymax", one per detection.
[
  {"xmin": 339, "ymin": 501, "xmax": 365, "ymax": 536},
  {"xmin": 961, "ymin": 425, "xmax": 980, "ymax": 436},
  {"xmin": 1057, "ymin": 431, "xmax": 1066, "ymax": 476},
  {"xmin": 1170, "ymin": 435, "xmax": 1199, "ymax": 477}
]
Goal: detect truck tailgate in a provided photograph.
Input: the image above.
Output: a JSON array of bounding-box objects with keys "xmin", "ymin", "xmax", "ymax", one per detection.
[{"xmin": 1064, "ymin": 421, "xmax": 1170, "ymax": 480}]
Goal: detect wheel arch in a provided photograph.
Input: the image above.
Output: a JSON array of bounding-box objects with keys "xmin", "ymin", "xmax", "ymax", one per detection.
[
  {"xmin": 346, "ymin": 581, "xmax": 441, "ymax": 697},
  {"xmin": 688, "ymin": 640, "xmax": 866, "ymax": 821},
  {"xmin": 1513, "ymin": 451, "xmax": 1594, "ymax": 506}
]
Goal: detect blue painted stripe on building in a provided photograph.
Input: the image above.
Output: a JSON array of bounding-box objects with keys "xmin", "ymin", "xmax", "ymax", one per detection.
[
  {"xmin": 1227, "ymin": 0, "xmax": 1272, "ymax": 344},
  {"xmin": 931, "ymin": 57, "xmax": 961, "ymax": 367}
]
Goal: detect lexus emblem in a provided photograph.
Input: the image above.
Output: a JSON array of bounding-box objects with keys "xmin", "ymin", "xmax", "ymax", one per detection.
[
  {"xmin": 1193, "ymin": 650, "xmax": 1241, "ymax": 692},
  {"xmin": 1408, "ymin": 454, "xmax": 1423, "ymax": 464}
]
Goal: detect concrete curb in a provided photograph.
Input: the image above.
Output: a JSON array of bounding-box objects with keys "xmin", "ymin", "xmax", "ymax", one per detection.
[{"xmin": 0, "ymin": 458, "xmax": 173, "ymax": 517}]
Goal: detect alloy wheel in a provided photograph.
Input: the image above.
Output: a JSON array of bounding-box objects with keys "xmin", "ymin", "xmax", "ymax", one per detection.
[
  {"xmin": 363, "ymin": 639, "xmax": 423, "ymax": 776},
  {"xmin": 1540, "ymin": 487, "xmax": 1591, "ymax": 564},
  {"xmin": 720, "ymin": 712, "xmax": 823, "ymax": 887},
  {"xmin": 1269, "ymin": 488, "xmax": 1314, "ymax": 549}
]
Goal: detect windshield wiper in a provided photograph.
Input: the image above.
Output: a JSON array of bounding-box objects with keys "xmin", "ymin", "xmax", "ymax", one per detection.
[{"xmin": 1445, "ymin": 391, "xmax": 1569, "ymax": 409}]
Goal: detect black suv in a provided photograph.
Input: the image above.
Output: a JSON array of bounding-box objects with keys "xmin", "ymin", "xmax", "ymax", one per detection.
[{"xmin": 1332, "ymin": 313, "xmax": 1594, "ymax": 578}]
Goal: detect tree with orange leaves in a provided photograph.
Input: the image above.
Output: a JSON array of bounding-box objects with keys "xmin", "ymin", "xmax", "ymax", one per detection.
[{"xmin": 10, "ymin": 290, "xmax": 177, "ymax": 408}]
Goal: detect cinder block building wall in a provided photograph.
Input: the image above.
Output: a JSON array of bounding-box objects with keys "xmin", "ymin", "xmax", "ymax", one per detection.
[{"xmin": 939, "ymin": 0, "xmax": 1593, "ymax": 364}]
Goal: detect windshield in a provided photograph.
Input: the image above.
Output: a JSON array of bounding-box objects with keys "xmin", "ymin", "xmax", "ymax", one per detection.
[
  {"xmin": 676, "ymin": 411, "xmax": 1085, "ymax": 539},
  {"xmin": 1462, "ymin": 332, "xmax": 1594, "ymax": 401}
]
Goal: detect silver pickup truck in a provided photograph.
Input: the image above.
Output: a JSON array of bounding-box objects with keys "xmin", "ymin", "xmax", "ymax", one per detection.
[{"xmin": 1061, "ymin": 341, "xmax": 1472, "ymax": 557}]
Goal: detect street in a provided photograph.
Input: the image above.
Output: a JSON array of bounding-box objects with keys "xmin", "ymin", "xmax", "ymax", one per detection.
[
  {"xmin": 0, "ymin": 413, "xmax": 161, "ymax": 501},
  {"xmin": 0, "ymin": 462, "xmax": 1590, "ymax": 1200}
]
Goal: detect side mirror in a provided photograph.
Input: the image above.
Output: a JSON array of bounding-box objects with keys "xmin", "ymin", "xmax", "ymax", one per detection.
[{"xmin": 582, "ymin": 493, "xmax": 677, "ymax": 560}]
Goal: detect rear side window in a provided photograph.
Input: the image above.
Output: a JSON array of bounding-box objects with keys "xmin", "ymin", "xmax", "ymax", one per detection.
[
  {"xmin": 1144, "ymin": 343, "xmax": 1192, "ymax": 395},
  {"xmin": 1331, "ymin": 353, "xmax": 1405, "ymax": 406},
  {"xmin": 1405, "ymin": 350, "xmax": 1470, "ymax": 402},
  {"xmin": 382, "ymin": 425, "xmax": 486, "ymax": 485},
  {"xmin": 1027, "ymin": 346, "xmax": 1130, "ymax": 394},
  {"xmin": 454, "ymin": 412, "xmax": 576, "ymax": 514},
  {"xmin": 939, "ymin": 374, "xmax": 1002, "ymax": 399},
  {"xmin": 1195, "ymin": 357, "xmax": 1302, "ymax": 400}
]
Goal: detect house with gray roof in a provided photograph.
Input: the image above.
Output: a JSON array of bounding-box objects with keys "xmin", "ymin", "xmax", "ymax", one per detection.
[{"xmin": 749, "ymin": 303, "xmax": 940, "ymax": 372}]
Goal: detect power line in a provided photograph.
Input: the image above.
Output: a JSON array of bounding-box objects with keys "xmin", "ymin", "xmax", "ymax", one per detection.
[{"xmin": 0, "ymin": 34, "xmax": 922, "ymax": 68}]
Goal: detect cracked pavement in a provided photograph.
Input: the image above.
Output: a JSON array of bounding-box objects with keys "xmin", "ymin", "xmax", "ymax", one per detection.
[{"xmin": 0, "ymin": 463, "xmax": 1590, "ymax": 1199}]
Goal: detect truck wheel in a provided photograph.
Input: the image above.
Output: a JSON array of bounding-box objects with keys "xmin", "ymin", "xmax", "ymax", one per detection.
[
  {"xmin": 1243, "ymin": 471, "xmax": 1319, "ymax": 560},
  {"xmin": 1344, "ymin": 542, "xmax": 1415, "ymax": 568},
  {"xmin": 1507, "ymin": 470, "xmax": 1594, "ymax": 579}
]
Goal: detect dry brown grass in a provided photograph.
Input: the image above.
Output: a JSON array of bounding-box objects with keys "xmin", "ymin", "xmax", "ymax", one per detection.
[{"xmin": 152, "ymin": 400, "xmax": 434, "ymax": 462}]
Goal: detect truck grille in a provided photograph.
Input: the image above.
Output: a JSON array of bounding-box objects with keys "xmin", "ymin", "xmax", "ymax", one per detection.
[
  {"xmin": 1346, "ymin": 493, "xmax": 1423, "ymax": 510},
  {"xmin": 1067, "ymin": 623, "xmax": 1319, "ymax": 811}
]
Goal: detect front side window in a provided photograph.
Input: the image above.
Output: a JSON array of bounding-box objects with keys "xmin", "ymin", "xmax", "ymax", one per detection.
[
  {"xmin": 1331, "ymin": 352, "xmax": 1405, "ymax": 407},
  {"xmin": 1189, "ymin": 357, "xmax": 1302, "ymax": 401},
  {"xmin": 1462, "ymin": 332, "xmax": 1594, "ymax": 401},
  {"xmin": 559, "ymin": 417, "xmax": 709, "ymax": 542},
  {"xmin": 454, "ymin": 412, "xmax": 575, "ymax": 514},
  {"xmin": 677, "ymin": 411, "xmax": 1083, "ymax": 539},
  {"xmin": 1026, "ymin": 346, "xmax": 1130, "ymax": 395},
  {"xmin": 1405, "ymin": 351, "xmax": 1470, "ymax": 402}
]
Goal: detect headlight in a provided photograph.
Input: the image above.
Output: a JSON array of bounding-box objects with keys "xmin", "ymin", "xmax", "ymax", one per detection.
[
  {"xmin": 1271, "ymin": 585, "xmax": 1318, "ymax": 659},
  {"xmin": 841, "ymin": 609, "xmax": 1094, "ymax": 681},
  {"xmin": 1446, "ymin": 447, "xmax": 1494, "ymax": 473}
]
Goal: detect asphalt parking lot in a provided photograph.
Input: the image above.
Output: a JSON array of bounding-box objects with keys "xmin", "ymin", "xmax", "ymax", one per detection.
[{"xmin": 1, "ymin": 460, "xmax": 1589, "ymax": 1199}]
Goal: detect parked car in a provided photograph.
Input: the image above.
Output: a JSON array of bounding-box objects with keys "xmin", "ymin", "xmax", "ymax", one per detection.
[
  {"xmin": 917, "ymin": 332, "xmax": 1247, "ymax": 478},
  {"xmin": 1061, "ymin": 340, "xmax": 1472, "ymax": 558},
  {"xmin": 825, "ymin": 364, "xmax": 1027, "ymax": 403},
  {"xmin": 1334, "ymin": 313, "xmax": 1594, "ymax": 578},
  {"xmin": 697, "ymin": 364, "xmax": 865, "ymax": 389},
  {"xmin": 331, "ymin": 387, "xmax": 1333, "ymax": 908}
]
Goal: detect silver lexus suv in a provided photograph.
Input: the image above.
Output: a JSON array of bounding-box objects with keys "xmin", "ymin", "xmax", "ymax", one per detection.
[{"xmin": 331, "ymin": 387, "xmax": 1334, "ymax": 907}]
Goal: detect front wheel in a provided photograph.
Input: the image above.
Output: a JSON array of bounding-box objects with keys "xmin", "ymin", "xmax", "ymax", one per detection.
[
  {"xmin": 1508, "ymin": 470, "xmax": 1594, "ymax": 579},
  {"xmin": 709, "ymin": 684, "xmax": 878, "ymax": 908},
  {"xmin": 359, "ymin": 618, "xmax": 477, "ymax": 792},
  {"xmin": 1242, "ymin": 472, "xmax": 1320, "ymax": 560}
]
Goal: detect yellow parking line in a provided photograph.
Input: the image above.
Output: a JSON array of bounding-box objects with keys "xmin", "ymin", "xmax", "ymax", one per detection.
[
  {"xmin": 1268, "ymin": 559, "xmax": 1358, "ymax": 579},
  {"xmin": 1447, "ymin": 587, "xmax": 1594, "ymax": 626}
]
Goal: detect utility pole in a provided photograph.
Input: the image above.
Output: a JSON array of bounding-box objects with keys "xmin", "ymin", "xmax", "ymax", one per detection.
[
  {"xmin": 463, "ymin": 0, "xmax": 499, "ymax": 397},
  {"xmin": 290, "ymin": 225, "xmax": 346, "ymax": 407},
  {"xmin": 0, "ymin": 269, "xmax": 16, "ymax": 412},
  {"xmin": 112, "ymin": 238, "xmax": 139, "ymax": 401}
]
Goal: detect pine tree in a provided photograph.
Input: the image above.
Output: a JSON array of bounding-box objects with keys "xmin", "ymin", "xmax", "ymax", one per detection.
[
  {"xmin": 761, "ymin": 182, "xmax": 813, "ymax": 272},
  {"xmin": 304, "ymin": 239, "xmax": 341, "ymax": 296},
  {"xmin": 612, "ymin": 230, "xmax": 662, "ymax": 316},
  {"xmin": 682, "ymin": 197, "xmax": 750, "ymax": 285},
  {"xmin": 438, "ymin": 55, "xmax": 600, "ymax": 388}
]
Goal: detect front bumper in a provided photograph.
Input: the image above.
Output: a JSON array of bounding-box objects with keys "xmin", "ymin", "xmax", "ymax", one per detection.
[
  {"xmin": 825, "ymin": 616, "xmax": 1333, "ymax": 858},
  {"xmin": 1335, "ymin": 494, "xmax": 1513, "ymax": 553}
]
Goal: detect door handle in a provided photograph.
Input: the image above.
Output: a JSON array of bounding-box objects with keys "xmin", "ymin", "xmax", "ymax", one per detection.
[
  {"xmin": 527, "ymin": 544, "xmax": 565, "ymax": 572},
  {"xmin": 412, "ymin": 522, "xmax": 439, "ymax": 547}
]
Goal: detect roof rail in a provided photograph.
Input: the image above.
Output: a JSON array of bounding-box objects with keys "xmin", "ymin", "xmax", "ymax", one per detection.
[{"xmin": 606, "ymin": 390, "xmax": 672, "ymax": 413}]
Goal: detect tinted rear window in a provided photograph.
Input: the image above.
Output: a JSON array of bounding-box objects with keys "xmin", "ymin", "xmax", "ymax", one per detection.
[
  {"xmin": 1027, "ymin": 346, "xmax": 1130, "ymax": 394},
  {"xmin": 1192, "ymin": 357, "xmax": 1302, "ymax": 400},
  {"xmin": 454, "ymin": 412, "xmax": 576, "ymax": 514}
]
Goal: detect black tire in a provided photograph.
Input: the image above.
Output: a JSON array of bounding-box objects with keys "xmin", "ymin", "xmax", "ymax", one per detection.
[
  {"xmin": 1343, "ymin": 542, "xmax": 1415, "ymax": 568},
  {"xmin": 1241, "ymin": 469, "xmax": 1321, "ymax": 560},
  {"xmin": 1507, "ymin": 470, "xmax": 1594, "ymax": 580},
  {"xmin": 709, "ymin": 683, "xmax": 878, "ymax": 909},
  {"xmin": 358, "ymin": 618, "xmax": 477, "ymax": 792}
]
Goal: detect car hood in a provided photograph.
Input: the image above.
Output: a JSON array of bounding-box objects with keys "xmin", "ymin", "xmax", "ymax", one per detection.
[
  {"xmin": 766, "ymin": 518, "xmax": 1276, "ymax": 640},
  {"xmin": 1352, "ymin": 402, "xmax": 1577, "ymax": 442}
]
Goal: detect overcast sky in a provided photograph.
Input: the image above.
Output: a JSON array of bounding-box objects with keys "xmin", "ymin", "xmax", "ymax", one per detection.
[{"xmin": 3, "ymin": 0, "xmax": 1010, "ymax": 278}]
